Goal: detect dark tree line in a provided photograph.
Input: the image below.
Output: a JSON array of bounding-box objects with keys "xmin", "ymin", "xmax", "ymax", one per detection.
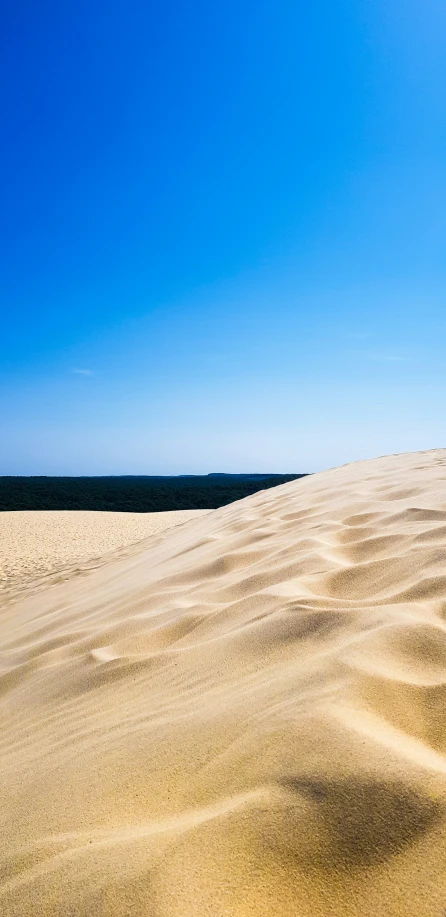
[{"xmin": 0, "ymin": 474, "xmax": 307, "ymax": 513}]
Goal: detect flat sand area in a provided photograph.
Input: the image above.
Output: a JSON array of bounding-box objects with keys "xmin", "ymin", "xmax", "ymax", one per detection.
[
  {"xmin": 1, "ymin": 450, "xmax": 446, "ymax": 915},
  {"xmin": 0, "ymin": 509, "xmax": 210, "ymax": 597}
]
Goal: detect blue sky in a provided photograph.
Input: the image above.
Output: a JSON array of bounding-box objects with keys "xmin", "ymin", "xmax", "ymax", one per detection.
[{"xmin": 1, "ymin": 0, "xmax": 445, "ymax": 474}]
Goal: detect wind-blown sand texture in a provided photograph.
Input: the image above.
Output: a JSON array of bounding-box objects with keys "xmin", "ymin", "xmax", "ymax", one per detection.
[
  {"xmin": 0, "ymin": 510, "xmax": 210, "ymax": 599},
  {"xmin": 1, "ymin": 449, "xmax": 446, "ymax": 916}
]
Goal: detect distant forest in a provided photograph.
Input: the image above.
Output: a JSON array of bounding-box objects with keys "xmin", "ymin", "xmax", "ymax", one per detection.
[{"xmin": 0, "ymin": 474, "xmax": 307, "ymax": 513}]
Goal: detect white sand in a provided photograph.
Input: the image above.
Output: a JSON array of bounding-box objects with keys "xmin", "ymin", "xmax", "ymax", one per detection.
[
  {"xmin": 1, "ymin": 450, "xmax": 446, "ymax": 916},
  {"xmin": 0, "ymin": 509, "xmax": 210, "ymax": 597}
]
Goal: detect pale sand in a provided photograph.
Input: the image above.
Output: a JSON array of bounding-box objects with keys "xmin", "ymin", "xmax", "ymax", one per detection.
[
  {"xmin": 0, "ymin": 510, "xmax": 210, "ymax": 599},
  {"xmin": 1, "ymin": 449, "xmax": 446, "ymax": 916}
]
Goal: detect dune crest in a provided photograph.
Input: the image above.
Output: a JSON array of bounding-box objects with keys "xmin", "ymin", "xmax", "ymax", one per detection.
[
  {"xmin": 1, "ymin": 449, "xmax": 446, "ymax": 915},
  {"xmin": 0, "ymin": 509, "xmax": 210, "ymax": 600}
]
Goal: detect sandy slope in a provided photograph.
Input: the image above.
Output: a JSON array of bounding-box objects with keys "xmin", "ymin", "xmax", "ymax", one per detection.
[
  {"xmin": 1, "ymin": 450, "xmax": 446, "ymax": 916},
  {"xmin": 0, "ymin": 510, "xmax": 210, "ymax": 599}
]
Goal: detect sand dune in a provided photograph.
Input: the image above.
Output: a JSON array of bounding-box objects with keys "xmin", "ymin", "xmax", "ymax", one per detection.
[
  {"xmin": 1, "ymin": 449, "xmax": 446, "ymax": 915},
  {"xmin": 0, "ymin": 509, "xmax": 210, "ymax": 599}
]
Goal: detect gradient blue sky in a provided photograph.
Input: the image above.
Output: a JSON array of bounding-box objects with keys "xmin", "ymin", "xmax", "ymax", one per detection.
[{"xmin": 1, "ymin": 0, "xmax": 445, "ymax": 474}]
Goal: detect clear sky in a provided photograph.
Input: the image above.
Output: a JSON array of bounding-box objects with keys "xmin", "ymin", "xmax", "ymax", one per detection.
[{"xmin": 1, "ymin": 0, "xmax": 445, "ymax": 474}]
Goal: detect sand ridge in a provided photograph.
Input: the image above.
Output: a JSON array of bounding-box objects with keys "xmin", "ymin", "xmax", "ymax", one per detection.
[
  {"xmin": 0, "ymin": 509, "xmax": 210, "ymax": 600},
  {"xmin": 1, "ymin": 449, "xmax": 446, "ymax": 915}
]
